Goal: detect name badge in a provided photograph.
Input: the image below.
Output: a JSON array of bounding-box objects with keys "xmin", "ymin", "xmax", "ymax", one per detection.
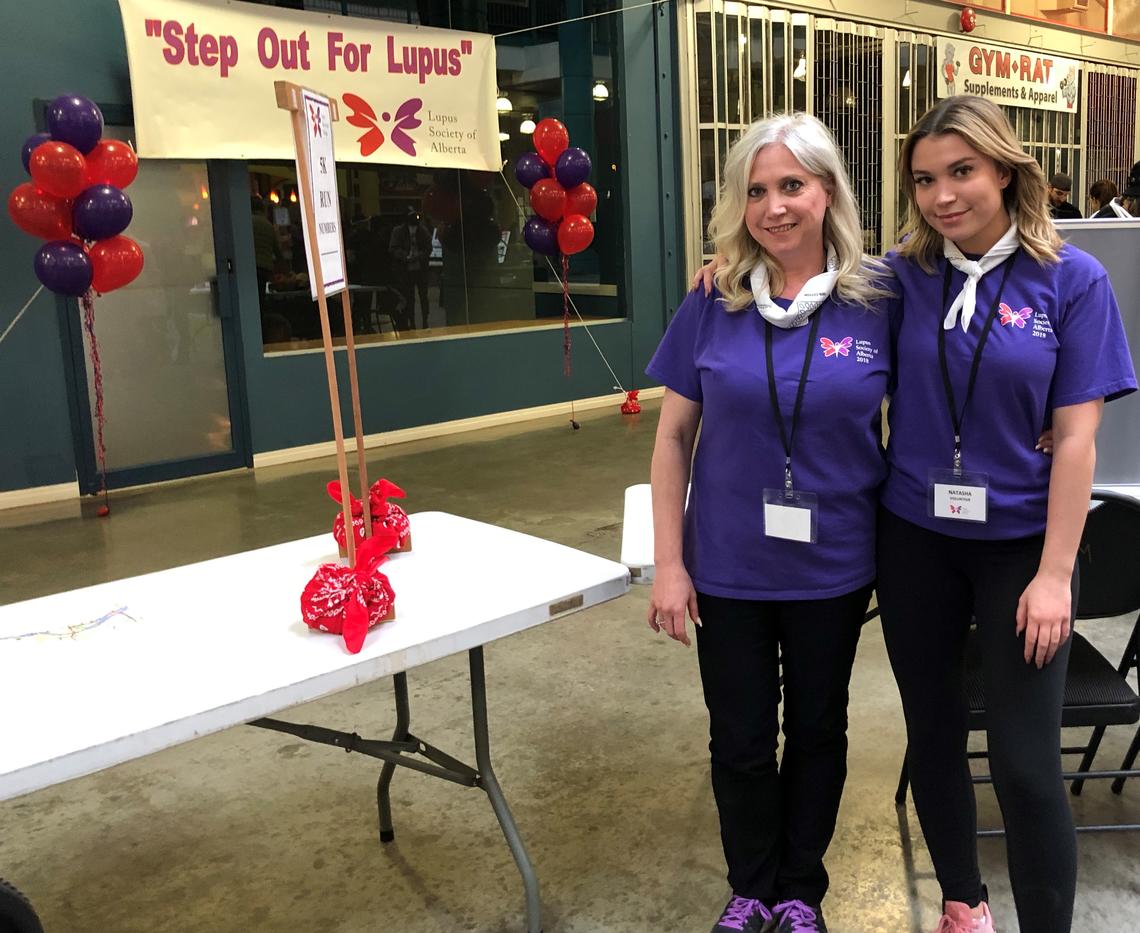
[
  {"xmin": 763, "ymin": 488, "xmax": 819, "ymax": 543},
  {"xmin": 928, "ymin": 468, "xmax": 989, "ymax": 523}
]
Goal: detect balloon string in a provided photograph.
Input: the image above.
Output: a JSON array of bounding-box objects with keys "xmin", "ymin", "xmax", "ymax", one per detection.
[
  {"xmin": 498, "ymin": 169, "xmax": 627, "ymax": 394},
  {"xmin": 0, "ymin": 285, "xmax": 44, "ymax": 349},
  {"xmin": 80, "ymin": 289, "xmax": 109, "ymax": 505},
  {"xmin": 494, "ymin": 0, "xmax": 671, "ymax": 38},
  {"xmin": 562, "ymin": 253, "xmax": 571, "ymax": 377}
]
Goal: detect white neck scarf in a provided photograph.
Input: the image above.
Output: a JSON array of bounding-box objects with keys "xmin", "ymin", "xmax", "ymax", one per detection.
[
  {"xmin": 750, "ymin": 245, "xmax": 839, "ymax": 329},
  {"xmin": 942, "ymin": 222, "xmax": 1020, "ymax": 332},
  {"xmin": 1109, "ymin": 198, "xmax": 1132, "ymax": 219}
]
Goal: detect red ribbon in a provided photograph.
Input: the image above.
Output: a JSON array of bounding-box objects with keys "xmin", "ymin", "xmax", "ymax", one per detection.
[
  {"xmin": 300, "ymin": 526, "xmax": 402, "ymax": 654},
  {"xmin": 562, "ymin": 253, "xmax": 571, "ymax": 377},
  {"xmin": 328, "ymin": 478, "xmax": 410, "ymax": 549}
]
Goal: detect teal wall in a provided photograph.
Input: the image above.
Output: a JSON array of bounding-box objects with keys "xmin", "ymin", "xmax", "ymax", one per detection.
[
  {"xmin": 0, "ymin": 0, "xmax": 684, "ymax": 490},
  {"xmin": 0, "ymin": 1, "xmax": 133, "ymax": 490}
]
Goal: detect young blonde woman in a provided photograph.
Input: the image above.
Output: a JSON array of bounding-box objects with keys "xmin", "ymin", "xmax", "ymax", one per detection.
[
  {"xmin": 646, "ymin": 113, "xmax": 894, "ymax": 933},
  {"xmin": 879, "ymin": 96, "xmax": 1135, "ymax": 933}
]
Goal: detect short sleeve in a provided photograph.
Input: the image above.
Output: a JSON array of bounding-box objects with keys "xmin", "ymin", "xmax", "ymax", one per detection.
[
  {"xmin": 645, "ymin": 289, "xmax": 707, "ymax": 403},
  {"xmin": 1052, "ymin": 273, "xmax": 1138, "ymax": 408}
]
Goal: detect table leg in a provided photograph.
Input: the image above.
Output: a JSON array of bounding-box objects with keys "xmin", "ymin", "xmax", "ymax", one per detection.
[
  {"xmin": 469, "ymin": 646, "xmax": 542, "ymax": 933},
  {"xmin": 376, "ymin": 671, "xmax": 411, "ymax": 843}
]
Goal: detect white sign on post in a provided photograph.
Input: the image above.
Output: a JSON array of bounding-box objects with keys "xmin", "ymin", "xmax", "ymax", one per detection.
[{"xmin": 297, "ymin": 88, "xmax": 346, "ymax": 299}]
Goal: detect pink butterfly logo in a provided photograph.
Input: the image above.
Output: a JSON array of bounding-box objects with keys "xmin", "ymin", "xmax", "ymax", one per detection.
[
  {"xmin": 342, "ymin": 94, "xmax": 423, "ymax": 157},
  {"xmin": 949, "ymin": 504, "xmax": 963, "ymax": 514},
  {"xmin": 820, "ymin": 336, "xmax": 853, "ymax": 358},
  {"xmin": 999, "ymin": 302, "xmax": 1032, "ymax": 328}
]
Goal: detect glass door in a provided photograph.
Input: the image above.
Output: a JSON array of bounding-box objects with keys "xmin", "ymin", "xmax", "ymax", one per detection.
[{"xmin": 61, "ymin": 128, "xmax": 249, "ymax": 493}]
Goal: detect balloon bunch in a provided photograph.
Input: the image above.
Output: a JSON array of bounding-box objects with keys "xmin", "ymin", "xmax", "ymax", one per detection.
[
  {"xmin": 514, "ymin": 118, "xmax": 597, "ymax": 379},
  {"xmin": 8, "ymin": 95, "xmax": 143, "ymax": 297},
  {"xmin": 6, "ymin": 94, "xmax": 145, "ymax": 516},
  {"xmin": 515, "ymin": 119, "xmax": 596, "ymax": 259}
]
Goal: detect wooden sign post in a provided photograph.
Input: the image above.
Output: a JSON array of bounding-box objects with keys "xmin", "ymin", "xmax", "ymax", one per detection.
[{"xmin": 275, "ymin": 80, "xmax": 372, "ymax": 564}]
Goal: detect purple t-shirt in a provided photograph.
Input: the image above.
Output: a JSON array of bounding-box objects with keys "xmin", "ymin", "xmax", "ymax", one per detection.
[
  {"xmin": 883, "ymin": 244, "xmax": 1137, "ymax": 540},
  {"xmin": 646, "ymin": 287, "xmax": 894, "ymax": 600}
]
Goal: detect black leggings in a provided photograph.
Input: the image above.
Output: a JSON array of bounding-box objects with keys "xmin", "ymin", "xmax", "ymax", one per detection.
[
  {"xmin": 876, "ymin": 508, "xmax": 1077, "ymax": 932},
  {"xmin": 695, "ymin": 585, "xmax": 873, "ymax": 906}
]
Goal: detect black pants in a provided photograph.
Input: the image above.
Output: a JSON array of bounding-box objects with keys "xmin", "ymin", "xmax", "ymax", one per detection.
[
  {"xmin": 695, "ymin": 585, "xmax": 872, "ymax": 905},
  {"xmin": 876, "ymin": 508, "xmax": 1077, "ymax": 932},
  {"xmin": 399, "ymin": 271, "xmax": 430, "ymax": 329}
]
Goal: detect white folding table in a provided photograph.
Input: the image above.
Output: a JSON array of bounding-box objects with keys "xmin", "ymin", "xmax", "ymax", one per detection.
[{"xmin": 0, "ymin": 511, "xmax": 630, "ymax": 933}]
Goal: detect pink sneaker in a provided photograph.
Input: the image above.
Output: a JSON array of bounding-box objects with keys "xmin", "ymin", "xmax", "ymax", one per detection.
[{"xmin": 933, "ymin": 900, "xmax": 995, "ymax": 933}]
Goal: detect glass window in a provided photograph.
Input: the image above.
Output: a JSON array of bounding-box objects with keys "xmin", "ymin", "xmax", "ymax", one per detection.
[
  {"xmin": 1115, "ymin": 0, "xmax": 1140, "ymax": 39},
  {"xmin": 1009, "ymin": 0, "xmax": 1108, "ymax": 33},
  {"xmin": 245, "ymin": 1, "xmax": 626, "ymax": 354}
]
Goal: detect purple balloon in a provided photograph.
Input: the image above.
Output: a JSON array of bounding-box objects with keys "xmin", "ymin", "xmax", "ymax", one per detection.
[
  {"xmin": 34, "ymin": 241, "xmax": 92, "ymax": 297},
  {"xmin": 21, "ymin": 132, "xmax": 52, "ymax": 174},
  {"xmin": 523, "ymin": 216, "xmax": 559, "ymax": 256},
  {"xmin": 555, "ymin": 147, "xmax": 591, "ymax": 189},
  {"xmin": 514, "ymin": 152, "xmax": 550, "ymax": 190},
  {"xmin": 47, "ymin": 94, "xmax": 104, "ymax": 155},
  {"xmin": 73, "ymin": 185, "xmax": 133, "ymax": 241}
]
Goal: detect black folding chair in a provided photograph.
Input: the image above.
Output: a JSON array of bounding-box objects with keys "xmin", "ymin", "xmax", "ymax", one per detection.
[
  {"xmin": 894, "ymin": 490, "xmax": 1140, "ymax": 835},
  {"xmin": 1068, "ymin": 490, "xmax": 1140, "ymax": 801}
]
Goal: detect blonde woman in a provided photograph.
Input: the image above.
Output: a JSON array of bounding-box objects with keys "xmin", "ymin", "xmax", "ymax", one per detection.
[
  {"xmin": 646, "ymin": 113, "xmax": 894, "ymax": 933},
  {"xmin": 879, "ymin": 96, "xmax": 1135, "ymax": 933}
]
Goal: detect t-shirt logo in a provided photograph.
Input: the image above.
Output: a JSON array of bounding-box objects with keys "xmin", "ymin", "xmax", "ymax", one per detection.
[
  {"xmin": 999, "ymin": 302, "xmax": 1033, "ymax": 328},
  {"xmin": 819, "ymin": 336, "xmax": 853, "ymax": 358}
]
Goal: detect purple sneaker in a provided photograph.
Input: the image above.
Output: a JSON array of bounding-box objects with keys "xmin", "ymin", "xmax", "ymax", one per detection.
[
  {"xmin": 772, "ymin": 899, "xmax": 828, "ymax": 932},
  {"xmin": 711, "ymin": 895, "xmax": 773, "ymax": 932}
]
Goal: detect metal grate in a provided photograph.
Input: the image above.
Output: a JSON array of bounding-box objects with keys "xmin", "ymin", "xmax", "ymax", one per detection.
[
  {"xmin": 1085, "ymin": 69, "xmax": 1138, "ymax": 196},
  {"xmin": 814, "ymin": 21, "xmax": 884, "ymax": 254}
]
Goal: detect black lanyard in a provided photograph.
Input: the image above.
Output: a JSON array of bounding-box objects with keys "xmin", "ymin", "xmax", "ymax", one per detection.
[
  {"xmin": 765, "ymin": 310, "xmax": 823, "ymax": 492},
  {"xmin": 937, "ymin": 252, "xmax": 1017, "ymax": 474}
]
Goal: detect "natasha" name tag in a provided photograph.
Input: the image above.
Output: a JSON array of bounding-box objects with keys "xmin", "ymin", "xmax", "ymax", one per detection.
[{"xmin": 928, "ymin": 468, "xmax": 988, "ymax": 524}]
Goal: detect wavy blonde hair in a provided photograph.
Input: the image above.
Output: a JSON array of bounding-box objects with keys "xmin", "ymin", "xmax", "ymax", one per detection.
[
  {"xmin": 708, "ymin": 113, "xmax": 889, "ymax": 311},
  {"xmin": 898, "ymin": 96, "xmax": 1061, "ymax": 271}
]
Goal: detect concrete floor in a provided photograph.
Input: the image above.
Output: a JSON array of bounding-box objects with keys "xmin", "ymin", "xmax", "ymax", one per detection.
[{"xmin": 1, "ymin": 402, "xmax": 1138, "ymax": 932}]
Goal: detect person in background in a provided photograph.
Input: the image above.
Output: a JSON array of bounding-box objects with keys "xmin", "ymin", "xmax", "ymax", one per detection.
[
  {"xmin": 1088, "ymin": 178, "xmax": 1118, "ymax": 218},
  {"xmin": 1118, "ymin": 161, "xmax": 1140, "ymax": 217},
  {"xmin": 250, "ymin": 195, "xmax": 282, "ymax": 297},
  {"xmin": 1046, "ymin": 173, "xmax": 1082, "ymax": 219},
  {"xmin": 880, "ymin": 95, "xmax": 1136, "ymax": 933},
  {"xmin": 389, "ymin": 206, "xmax": 433, "ymax": 330},
  {"xmin": 648, "ymin": 113, "xmax": 894, "ymax": 933}
]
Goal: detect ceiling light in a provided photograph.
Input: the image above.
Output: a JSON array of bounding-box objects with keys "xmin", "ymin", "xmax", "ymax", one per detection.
[
  {"xmin": 498, "ymin": 131, "xmax": 510, "ymax": 141},
  {"xmin": 520, "ymin": 118, "xmax": 536, "ymax": 135},
  {"xmin": 592, "ymin": 81, "xmax": 609, "ymax": 101},
  {"xmin": 496, "ymin": 94, "xmax": 512, "ymax": 112},
  {"xmin": 901, "ymin": 68, "xmax": 912, "ymax": 88},
  {"xmin": 792, "ymin": 55, "xmax": 807, "ymax": 81}
]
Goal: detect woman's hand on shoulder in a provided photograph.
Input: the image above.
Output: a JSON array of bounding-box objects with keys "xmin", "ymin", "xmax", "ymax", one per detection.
[
  {"xmin": 690, "ymin": 255, "xmax": 725, "ymax": 297},
  {"xmin": 647, "ymin": 562, "xmax": 701, "ymax": 648},
  {"xmin": 1016, "ymin": 570, "xmax": 1072, "ymax": 667}
]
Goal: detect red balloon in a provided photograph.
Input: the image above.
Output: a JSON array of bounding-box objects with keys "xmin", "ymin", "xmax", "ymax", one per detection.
[
  {"xmin": 529, "ymin": 178, "xmax": 567, "ymax": 222},
  {"xmin": 29, "ymin": 141, "xmax": 87, "ymax": 199},
  {"xmin": 558, "ymin": 214, "xmax": 594, "ymax": 255},
  {"xmin": 564, "ymin": 182, "xmax": 598, "ymax": 218},
  {"xmin": 7, "ymin": 183, "xmax": 72, "ymax": 240},
  {"xmin": 85, "ymin": 139, "xmax": 139, "ymax": 188},
  {"xmin": 89, "ymin": 235, "xmax": 144, "ymax": 293},
  {"xmin": 533, "ymin": 118, "xmax": 569, "ymax": 167}
]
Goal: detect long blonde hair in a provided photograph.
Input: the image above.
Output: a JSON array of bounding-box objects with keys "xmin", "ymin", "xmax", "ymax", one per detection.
[
  {"xmin": 708, "ymin": 113, "xmax": 889, "ymax": 311},
  {"xmin": 898, "ymin": 96, "xmax": 1061, "ymax": 271}
]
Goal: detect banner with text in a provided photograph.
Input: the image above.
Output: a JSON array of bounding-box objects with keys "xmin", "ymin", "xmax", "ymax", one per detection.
[
  {"xmin": 936, "ymin": 39, "xmax": 1080, "ymax": 113},
  {"xmin": 118, "ymin": 0, "xmax": 501, "ymax": 169}
]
